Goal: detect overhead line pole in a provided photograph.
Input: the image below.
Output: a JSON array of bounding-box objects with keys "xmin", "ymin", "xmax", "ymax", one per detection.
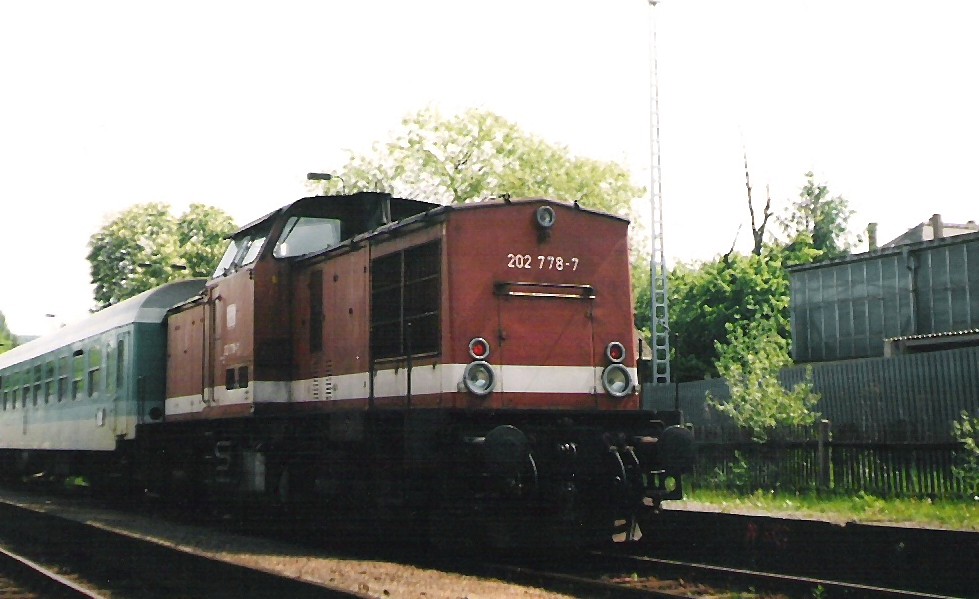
[{"xmin": 647, "ymin": 0, "xmax": 671, "ymax": 385}]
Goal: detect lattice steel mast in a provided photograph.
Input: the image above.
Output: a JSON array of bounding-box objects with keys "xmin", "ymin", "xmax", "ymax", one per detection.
[{"xmin": 648, "ymin": 0, "xmax": 670, "ymax": 384}]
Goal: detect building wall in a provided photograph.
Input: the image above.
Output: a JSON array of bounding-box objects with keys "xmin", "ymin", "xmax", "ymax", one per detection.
[{"xmin": 789, "ymin": 232, "xmax": 979, "ymax": 362}]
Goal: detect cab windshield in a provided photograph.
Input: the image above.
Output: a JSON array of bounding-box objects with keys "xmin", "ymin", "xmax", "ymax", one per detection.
[{"xmin": 273, "ymin": 216, "xmax": 342, "ymax": 258}]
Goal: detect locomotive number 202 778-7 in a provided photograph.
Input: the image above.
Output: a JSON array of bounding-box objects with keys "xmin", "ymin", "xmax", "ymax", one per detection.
[{"xmin": 507, "ymin": 253, "xmax": 580, "ymax": 271}]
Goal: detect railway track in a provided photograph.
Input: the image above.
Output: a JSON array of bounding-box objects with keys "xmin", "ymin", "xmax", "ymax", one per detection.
[
  {"xmin": 469, "ymin": 550, "xmax": 964, "ymax": 598},
  {"xmin": 593, "ymin": 551, "xmax": 960, "ymax": 598},
  {"xmin": 0, "ymin": 499, "xmax": 371, "ymax": 599},
  {"xmin": 0, "ymin": 544, "xmax": 102, "ymax": 598},
  {"xmin": 0, "ymin": 488, "xmax": 970, "ymax": 598}
]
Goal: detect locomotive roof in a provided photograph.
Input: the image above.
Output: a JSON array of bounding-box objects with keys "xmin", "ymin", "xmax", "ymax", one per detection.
[
  {"xmin": 0, "ymin": 279, "xmax": 207, "ymax": 369},
  {"xmin": 231, "ymin": 193, "xmax": 628, "ymax": 240},
  {"xmin": 229, "ymin": 192, "xmax": 439, "ymax": 238}
]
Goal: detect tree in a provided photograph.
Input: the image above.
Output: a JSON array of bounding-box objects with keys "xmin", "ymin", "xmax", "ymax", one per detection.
[
  {"xmin": 176, "ymin": 204, "xmax": 237, "ymax": 276},
  {"xmin": 743, "ymin": 149, "xmax": 773, "ymax": 256},
  {"xmin": 707, "ymin": 316, "xmax": 820, "ymax": 442},
  {"xmin": 323, "ymin": 107, "xmax": 644, "ymax": 217},
  {"xmin": 634, "ymin": 247, "xmax": 793, "ymax": 382},
  {"xmin": 0, "ymin": 311, "xmax": 15, "ymax": 354},
  {"xmin": 88, "ymin": 203, "xmax": 236, "ymax": 309},
  {"xmin": 633, "ymin": 171, "xmax": 857, "ymax": 381},
  {"xmin": 779, "ymin": 171, "xmax": 855, "ymax": 262}
]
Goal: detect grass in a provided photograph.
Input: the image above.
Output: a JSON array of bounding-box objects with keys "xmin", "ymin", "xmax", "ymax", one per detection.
[{"xmin": 680, "ymin": 489, "xmax": 979, "ymax": 532}]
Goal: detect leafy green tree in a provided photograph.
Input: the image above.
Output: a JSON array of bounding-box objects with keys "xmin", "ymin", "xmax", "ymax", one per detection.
[
  {"xmin": 177, "ymin": 204, "xmax": 237, "ymax": 276},
  {"xmin": 635, "ymin": 248, "xmax": 793, "ymax": 382},
  {"xmin": 707, "ymin": 317, "xmax": 820, "ymax": 442},
  {"xmin": 324, "ymin": 107, "xmax": 644, "ymax": 217},
  {"xmin": 780, "ymin": 171, "xmax": 855, "ymax": 262},
  {"xmin": 634, "ymin": 172, "xmax": 855, "ymax": 381},
  {"xmin": 88, "ymin": 203, "xmax": 236, "ymax": 309},
  {"xmin": 0, "ymin": 311, "xmax": 16, "ymax": 354}
]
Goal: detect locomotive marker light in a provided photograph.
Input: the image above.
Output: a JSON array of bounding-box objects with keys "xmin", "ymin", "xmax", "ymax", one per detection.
[
  {"xmin": 606, "ymin": 341, "xmax": 626, "ymax": 363},
  {"xmin": 468, "ymin": 337, "xmax": 490, "ymax": 360},
  {"xmin": 603, "ymin": 340, "xmax": 634, "ymax": 396},
  {"xmin": 464, "ymin": 338, "xmax": 495, "ymax": 395}
]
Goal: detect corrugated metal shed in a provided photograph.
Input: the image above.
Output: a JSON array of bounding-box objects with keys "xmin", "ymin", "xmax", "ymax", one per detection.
[
  {"xmin": 644, "ymin": 346, "xmax": 979, "ymax": 442},
  {"xmin": 788, "ymin": 231, "xmax": 979, "ymax": 362}
]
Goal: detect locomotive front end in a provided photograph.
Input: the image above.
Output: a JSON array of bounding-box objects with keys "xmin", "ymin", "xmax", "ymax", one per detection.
[{"xmin": 435, "ymin": 199, "xmax": 694, "ymax": 548}]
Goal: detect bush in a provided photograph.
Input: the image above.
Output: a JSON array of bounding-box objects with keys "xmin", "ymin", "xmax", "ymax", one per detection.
[{"xmin": 952, "ymin": 410, "xmax": 979, "ymax": 497}]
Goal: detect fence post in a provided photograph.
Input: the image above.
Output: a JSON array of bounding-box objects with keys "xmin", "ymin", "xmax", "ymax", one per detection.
[{"xmin": 818, "ymin": 419, "xmax": 832, "ymax": 490}]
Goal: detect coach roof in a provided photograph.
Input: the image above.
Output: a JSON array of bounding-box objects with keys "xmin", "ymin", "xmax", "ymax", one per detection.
[{"xmin": 0, "ymin": 279, "xmax": 206, "ymax": 369}]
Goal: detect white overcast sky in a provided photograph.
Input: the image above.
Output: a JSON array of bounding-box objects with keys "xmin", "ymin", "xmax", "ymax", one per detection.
[{"xmin": 1, "ymin": 0, "xmax": 977, "ymax": 335}]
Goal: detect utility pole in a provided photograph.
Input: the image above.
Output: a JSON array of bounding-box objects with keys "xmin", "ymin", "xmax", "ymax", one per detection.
[{"xmin": 648, "ymin": 0, "xmax": 670, "ymax": 384}]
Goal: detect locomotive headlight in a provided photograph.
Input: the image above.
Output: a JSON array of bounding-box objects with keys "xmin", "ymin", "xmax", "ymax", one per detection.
[
  {"xmin": 605, "ymin": 341, "xmax": 626, "ymax": 363},
  {"xmin": 463, "ymin": 361, "xmax": 496, "ymax": 396},
  {"xmin": 535, "ymin": 205, "xmax": 556, "ymax": 229},
  {"xmin": 601, "ymin": 364, "xmax": 634, "ymax": 398}
]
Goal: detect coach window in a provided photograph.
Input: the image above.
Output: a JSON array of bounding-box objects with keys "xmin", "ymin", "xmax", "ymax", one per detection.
[
  {"xmin": 88, "ymin": 344, "xmax": 102, "ymax": 398},
  {"xmin": 58, "ymin": 356, "xmax": 69, "ymax": 402},
  {"xmin": 116, "ymin": 339, "xmax": 126, "ymax": 390},
  {"xmin": 44, "ymin": 361, "xmax": 55, "ymax": 404},
  {"xmin": 72, "ymin": 350, "xmax": 85, "ymax": 400},
  {"xmin": 32, "ymin": 364, "xmax": 42, "ymax": 407},
  {"xmin": 0, "ymin": 374, "xmax": 6, "ymax": 411},
  {"xmin": 8, "ymin": 372, "xmax": 17, "ymax": 410}
]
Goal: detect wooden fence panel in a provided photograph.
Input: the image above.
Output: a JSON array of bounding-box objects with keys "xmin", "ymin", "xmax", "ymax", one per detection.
[{"xmin": 689, "ymin": 425, "xmax": 966, "ymax": 498}]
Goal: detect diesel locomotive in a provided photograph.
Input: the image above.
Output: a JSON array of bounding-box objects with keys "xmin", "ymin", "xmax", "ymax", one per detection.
[{"xmin": 0, "ymin": 191, "xmax": 693, "ymax": 548}]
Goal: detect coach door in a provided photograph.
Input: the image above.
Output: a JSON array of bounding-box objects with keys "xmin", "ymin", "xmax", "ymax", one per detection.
[
  {"xmin": 494, "ymin": 283, "xmax": 597, "ymax": 408},
  {"xmin": 110, "ymin": 331, "xmax": 130, "ymax": 436}
]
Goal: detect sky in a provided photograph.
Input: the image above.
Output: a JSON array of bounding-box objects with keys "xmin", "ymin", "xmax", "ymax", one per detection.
[{"xmin": 1, "ymin": 0, "xmax": 977, "ymax": 336}]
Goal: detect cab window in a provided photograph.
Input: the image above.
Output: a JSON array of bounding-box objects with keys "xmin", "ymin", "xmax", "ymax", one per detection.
[
  {"xmin": 239, "ymin": 234, "xmax": 267, "ymax": 266},
  {"xmin": 211, "ymin": 239, "xmax": 243, "ymax": 278}
]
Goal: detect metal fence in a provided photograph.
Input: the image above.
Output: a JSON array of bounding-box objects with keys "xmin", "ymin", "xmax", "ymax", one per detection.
[{"xmin": 646, "ymin": 347, "xmax": 979, "ymax": 498}]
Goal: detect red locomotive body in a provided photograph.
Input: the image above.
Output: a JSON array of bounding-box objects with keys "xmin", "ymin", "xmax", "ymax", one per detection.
[{"xmin": 152, "ymin": 192, "xmax": 693, "ymax": 548}]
